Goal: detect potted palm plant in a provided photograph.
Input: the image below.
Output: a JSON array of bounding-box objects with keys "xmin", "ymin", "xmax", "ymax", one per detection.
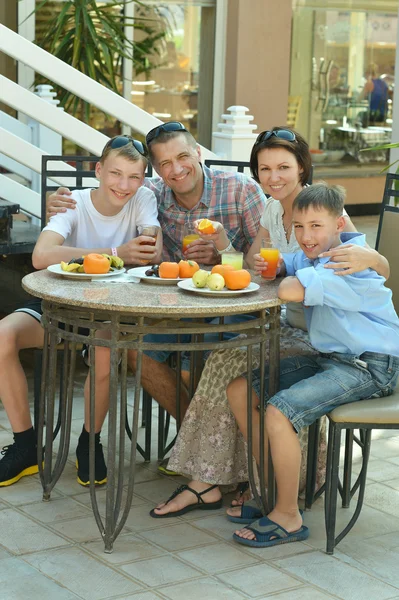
[{"xmin": 30, "ymin": 0, "xmax": 167, "ymax": 125}]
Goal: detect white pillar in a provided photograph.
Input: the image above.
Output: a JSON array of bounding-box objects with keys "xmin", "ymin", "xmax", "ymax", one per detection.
[
  {"xmin": 389, "ymin": 4, "xmax": 399, "ymax": 185},
  {"xmin": 29, "ymin": 85, "xmax": 63, "ymax": 193},
  {"xmin": 212, "ymin": 106, "xmax": 257, "ymax": 161}
]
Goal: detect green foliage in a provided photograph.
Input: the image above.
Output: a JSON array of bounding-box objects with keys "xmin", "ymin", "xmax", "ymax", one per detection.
[{"xmin": 29, "ymin": 0, "xmax": 166, "ymax": 122}]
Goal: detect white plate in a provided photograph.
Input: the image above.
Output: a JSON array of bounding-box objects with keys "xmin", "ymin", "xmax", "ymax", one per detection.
[
  {"xmin": 177, "ymin": 279, "xmax": 260, "ymax": 297},
  {"xmin": 47, "ymin": 264, "xmax": 126, "ymax": 280},
  {"xmin": 127, "ymin": 266, "xmax": 182, "ymax": 285}
]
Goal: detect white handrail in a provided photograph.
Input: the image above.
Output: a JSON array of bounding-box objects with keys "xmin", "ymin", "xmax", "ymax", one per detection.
[
  {"xmin": 0, "ymin": 128, "xmax": 97, "ymax": 188},
  {"xmin": 0, "ymin": 174, "xmax": 41, "ymax": 218},
  {"xmin": 1, "ymin": 76, "xmax": 108, "ymax": 155},
  {"xmin": 0, "ymin": 24, "xmax": 217, "ymax": 159}
]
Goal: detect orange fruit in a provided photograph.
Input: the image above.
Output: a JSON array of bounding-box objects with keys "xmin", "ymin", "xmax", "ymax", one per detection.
[
  {"xmin": 198, "ymin": 219, "xmax": 216, "ymax": 235},
  {"xmin": 211, "ymin": 264, "xmax": 235, "ymax": 276},
  {"xmin": 159, "ymin": 262, "xmax": 179, "ymax": 278},
  {"xmin": 179, "ymin": 260, "xmax": 200, "ymax": 278},
  {"xmin": 83, "ymin": 253, "xmax": 110, "ymax": 274},
  {"xmin": 224, "ymin": 269, "xmax": 251, "ymax": 290}
]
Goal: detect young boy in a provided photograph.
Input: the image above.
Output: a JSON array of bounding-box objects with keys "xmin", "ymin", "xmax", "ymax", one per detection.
[
  {"xmin": 0, "ymin": 136, "xmax": 162, "ymax": 487},
  {"xmin": 227, "ymin": 182, "xmax": 399, "ymax": 547}
]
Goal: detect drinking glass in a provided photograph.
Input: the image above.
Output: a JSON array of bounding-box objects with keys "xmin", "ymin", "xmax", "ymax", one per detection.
[
  {"xmin": 221, "ymin": 251, "xmax": 244, "ymax": 270},
  {"xmin": 182, "ymin": 225, "xmax": 200, "ymax": 254},
  {"xmin": 260, "ymin": 239, "xmax": 280, "ymax": 280},
  {"xmin": 137, "ymin": 224, "xmax": 159, "ymax": 264}
]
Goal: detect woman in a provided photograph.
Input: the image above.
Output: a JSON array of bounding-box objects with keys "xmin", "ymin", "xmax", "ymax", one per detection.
[{"xmin": 151, "ymin": 127, "xmax": 389, "ymax": 519}]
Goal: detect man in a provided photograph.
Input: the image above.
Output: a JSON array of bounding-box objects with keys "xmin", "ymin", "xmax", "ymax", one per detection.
[{"xmin": 48, "ymin": 122, "xmax": 266, "ymax": 420}]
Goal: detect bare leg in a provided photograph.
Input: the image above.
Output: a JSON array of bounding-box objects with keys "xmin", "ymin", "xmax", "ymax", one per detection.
[
  {"xmin": 83, "ymin": 344, "xmax": 113, "ymax": 433},
  {"xmin": 153, "ymin": 480, "xmax": 222, "ymax": 516},
  {"xmin": 0, "ymin": 314, "xmax": 44, "ymax": 432},
  {"xmin": 225, "ymin": 376, "xmax": 266, "ymax": 518},
  {"xmin": 128, "ymin": 351, "xmax": 189, "ymax": 420},
  {"xmin": 235, "ymin": 404, "xmax": 302, "ymax": 540}
]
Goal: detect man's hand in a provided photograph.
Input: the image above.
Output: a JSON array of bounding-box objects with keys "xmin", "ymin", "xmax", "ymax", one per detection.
[
  {"xmin": 47, "ymin": 187, "xmax": 76, "ymax": 218},
  {"xmin": 320, "ymin": 244, "xmax": 386, "ymax": 276},
  {"xmin": 183, "ymin": 237, "xmax": 218, "ymax": 265},
  {"xmin": 117, "ymin": 236, "xmax": 158, "ymax": 265},
  {"xmin": 192, "ymin": 219, "xmax": 230, "ymax": 252}
]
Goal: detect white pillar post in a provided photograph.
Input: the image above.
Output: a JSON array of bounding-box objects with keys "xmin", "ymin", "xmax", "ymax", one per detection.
[
  {"xmin": 212, "ymin": 106, "xmax": 257, "ymax": 161},
  {"xmin": 29, "ymin": 85, "xmax": 63, "ymax": 194}
]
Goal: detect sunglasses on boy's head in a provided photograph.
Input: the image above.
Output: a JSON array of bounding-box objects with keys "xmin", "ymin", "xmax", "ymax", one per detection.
[
  {"xmin": 146, "ymin": 121, "xmax": 188, "ymax": 146},
  {"xmin": 106, "ymin": 135, "xmax": 148, "ymax": 157},
  {"xmin": 256, "ymin": 129, "xmax": 297, "ymax": 144}
]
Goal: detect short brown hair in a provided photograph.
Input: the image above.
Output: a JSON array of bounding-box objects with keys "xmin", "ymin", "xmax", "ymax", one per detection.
[
  {"xmin": 293, "ymin": 182, "xmax": 345, "ymax": 216},
  {"xmin": 100, "ymin": 138, "xmax": 148, "ymax": 170},
  {"xmin": 249, "ymin": 127, "xmax": 311, "ymax": 186},
  {"xmin": 147, "ymin": 130, "xmax": 197, "ymax": 163}
]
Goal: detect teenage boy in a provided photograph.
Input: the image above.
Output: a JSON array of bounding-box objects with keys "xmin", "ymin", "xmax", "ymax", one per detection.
[
  {"xmin": 227, "ymin": 182, "xmax": 399, "ymax": 547},
  {"xmin": 0, "ymin": 136, "xmax": 161, "ymax": 487}
]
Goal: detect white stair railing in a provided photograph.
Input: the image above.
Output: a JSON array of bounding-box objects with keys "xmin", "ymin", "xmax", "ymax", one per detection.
[
  {"xmin": 0, "ymin": 175, "xmax": 41, "ymax": 218},
  {"xmin": 0, "ymin": 24, "xmax": 216, "ymax": 159}
]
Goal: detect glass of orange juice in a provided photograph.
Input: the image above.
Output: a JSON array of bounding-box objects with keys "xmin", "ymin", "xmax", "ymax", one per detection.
[
  {"xmin": 260, "ymin": 239, "xmax": 280, "ymax": 280},
  {"xmin": 182, "ymin": 225, "xmax": 200, "ymax": 254}
]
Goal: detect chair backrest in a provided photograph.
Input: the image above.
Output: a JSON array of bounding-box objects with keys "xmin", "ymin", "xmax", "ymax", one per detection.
[
  {"xmin": 381, "ymin": 172, "xmax": 399, "ymax": 208},
  {"xmin": 375, "ymin": 204, "xmax": 399, "ymax": 312},
  {"xmin": 41, "ymin": 155, "xmax": 153, "ymax": 230}
]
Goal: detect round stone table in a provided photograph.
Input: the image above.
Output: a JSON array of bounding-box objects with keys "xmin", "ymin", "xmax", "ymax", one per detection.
[{"xmin": 23, "ymin": 269, "xmax": 282, "ymax": 552}]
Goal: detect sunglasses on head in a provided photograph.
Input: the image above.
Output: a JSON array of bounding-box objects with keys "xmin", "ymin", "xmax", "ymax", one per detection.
[
  {"xmin": 256, "ymin": 129, "xmax": 296, "ymax": 144},
  {"xmin": 106, "ymin": 135, "xmax": 148, "ymax": 157},
  {"xmin": 146, "ymin": 121, "xmax": 188, "ymax": 146}
]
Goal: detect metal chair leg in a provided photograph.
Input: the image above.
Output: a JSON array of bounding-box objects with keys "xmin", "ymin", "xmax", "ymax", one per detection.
[
  {"xmin": 324, "ymin": 422, "xmax": 342, "ymax": 554},
  {"xmin": 305, "ymin": 419, "xmax": 320, "ymax": 510},
  {"xmin": 342, "ymin": 429, "xmax": 354, "ymax": 508}
]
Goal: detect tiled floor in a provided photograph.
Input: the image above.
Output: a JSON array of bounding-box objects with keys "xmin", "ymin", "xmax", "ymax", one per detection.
[{"xmin": 1, "ymin": 216, "xmax": 397, "ymax": 600}]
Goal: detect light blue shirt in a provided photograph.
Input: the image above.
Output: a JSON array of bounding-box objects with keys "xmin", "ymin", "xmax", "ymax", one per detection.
[{"xmin": 282, "ymin": 232, "xmax": 399, "ymax": 357}]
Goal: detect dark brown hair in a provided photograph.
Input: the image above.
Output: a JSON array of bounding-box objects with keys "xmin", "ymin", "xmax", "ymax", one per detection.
[
  {"xmin": 249, "ymin": 126, "xmax": 311, "ymax": 186},
  {"xmin": 293, "ymin": 182, "xmax": 345, "ymax": 216}
]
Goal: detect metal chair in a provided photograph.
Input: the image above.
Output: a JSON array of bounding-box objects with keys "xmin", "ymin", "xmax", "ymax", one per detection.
[{"xmin": 324, "ymin": 202, "xmax": 399, "ymax": 554}]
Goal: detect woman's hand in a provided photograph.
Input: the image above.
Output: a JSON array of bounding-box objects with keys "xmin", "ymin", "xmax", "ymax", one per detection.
[
  {"xmin": 320, "ymin": 244, "xmax": 388, "ymax": 277},
  {"xmin": 193, "ymin": 219, "xmax": 230, "ymax": 252}
]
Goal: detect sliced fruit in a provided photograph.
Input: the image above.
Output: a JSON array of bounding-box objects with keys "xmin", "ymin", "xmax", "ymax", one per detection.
[{"xmin": 198, "ymin": 219, "xmax": 216, "ymax": 235}]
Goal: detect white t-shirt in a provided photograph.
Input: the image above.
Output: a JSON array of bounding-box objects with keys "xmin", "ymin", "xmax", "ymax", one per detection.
[{"xmin": 43, "ymin": 187, "xmax": 160, "ymax": 247}]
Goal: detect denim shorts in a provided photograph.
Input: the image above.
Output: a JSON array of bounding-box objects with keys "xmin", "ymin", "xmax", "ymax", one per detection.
[
  {"xmin": 144, "ymin": 313, "xmax": 256, "ymax": 372},
  {"xmin": 249, "ymin": 351, "xmax": 399, "ymax": 431}
]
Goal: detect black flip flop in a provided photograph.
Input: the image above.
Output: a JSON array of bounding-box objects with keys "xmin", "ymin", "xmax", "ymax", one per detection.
[{"xmin": 150, "ymin": 484, "xmax": 223, "ymax": 519}]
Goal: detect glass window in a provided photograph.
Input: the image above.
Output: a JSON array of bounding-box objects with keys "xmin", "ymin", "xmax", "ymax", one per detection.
[{"xmin": 290, "ymin": 2, "xmax": 396, "ymax": 169}]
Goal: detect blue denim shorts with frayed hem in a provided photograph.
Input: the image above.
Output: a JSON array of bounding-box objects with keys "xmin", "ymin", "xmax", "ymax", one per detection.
[{"xmin": 248, "ymin": 351, "xmax": 399, "ymax": 431}]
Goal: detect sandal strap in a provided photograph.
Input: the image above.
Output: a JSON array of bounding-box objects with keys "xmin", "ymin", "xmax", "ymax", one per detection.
[{"xmin": 165, "ymin": 484, "xmax": 218, "ymax": 507}]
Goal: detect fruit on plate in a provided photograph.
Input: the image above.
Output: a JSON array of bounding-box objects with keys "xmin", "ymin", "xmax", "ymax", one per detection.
[
  {"xmin": 197, "ymin": 219, "xmax": 216, "ymax": 235},
  {"xmin": 83, "ymin": 253, "xmax": 111, "ymax": 274},
  {"xmin": 101, "ymin": 253, "xmax": 124, "ymax": 269},
  {"xmin": 192, "ymin": 269, "xmax": 210, "ymax": 288},
  {"xmin": 145, "ymin": 265, "xmax": 160, "ymax": 277},
  {"xmin": 60, "ymin": 261, "xmax": 82, "ymax": 273},
  {"xmin": 207, "ymin": 273, "xmax": 225, "ymax": 291},
  {"xmin": 211, "ymin": 264, "xmax": 235, "ymax": 276},
  {"xmin": 179, "ymin": 260, "xmax": 199, "ymax": 278},
  {"xmin": 224, "ymin": 269, "xmax": 251, "ymax": 290},
  {"xmin": 159, "ymin": 262, "xmax": 179, "ymax": 278}
]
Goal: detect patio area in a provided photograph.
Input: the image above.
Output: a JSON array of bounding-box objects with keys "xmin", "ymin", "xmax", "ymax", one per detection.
[{"xmin": 0, "ymin": 216, "xmax": 398, "ymax": 600}]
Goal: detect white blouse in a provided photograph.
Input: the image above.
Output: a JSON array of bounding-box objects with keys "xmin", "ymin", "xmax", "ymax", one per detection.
[{"xmin": 259, "ymin": 197, "xmax": 300, "ymax": 253}]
